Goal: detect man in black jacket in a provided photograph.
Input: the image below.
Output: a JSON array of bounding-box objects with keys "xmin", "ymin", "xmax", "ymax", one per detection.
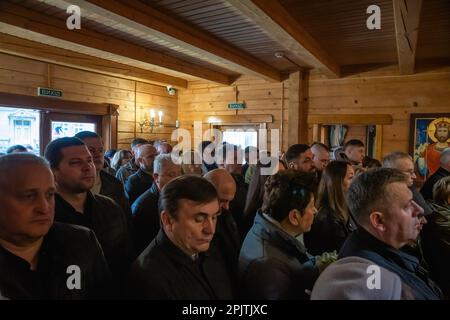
[
  {"xmin": 420, "ymin": 148, "xmax": 450, "ymax": 200},
  {"xmin": 74, "ymin": 131, "xmax": 132, "ymax": 225},
  {"xmin": 126, "ymin": 175, "xmax": 233, "ymax": 299},
  {"xmin": 131, "ymin": 154, "xmax": 181, "ymax": 254},
  {"xmin": 340, "ymin": 168, "xmax": 442, "ymax": 299},
  {"xmin": 45, "ymin": 137, "xmax": 134, "ymax": 280},
  {"xmin": 0, "ymin": 153, "xmax": 111, "ymax": 299}
]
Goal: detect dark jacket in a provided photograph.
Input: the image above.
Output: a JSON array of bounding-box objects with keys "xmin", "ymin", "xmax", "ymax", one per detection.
[
  {"xmin": 422, "ymin": 202, "xmax": 450, "ymax": 298},
  {"xmin": 211, "ymin": 210, "xmax": 242, "ymax": 294},
  {"xmin": 100, "ymin": 170, "xmax": 132, "ymax": 227},
  {"xmin": 239, "ymin": 212, "xmax": 319, "ymax": 300},
  {"xmin": 115, "ymin": 161, "xmax": 139, "ymax": 184},
  {"xmin": 55, "ymin": 192, "xmax": 134, "ymax": 278},
  {"xmin": 420, "ymin": 167, "xmax": 450, "ymax": 200},
  {"xmin": 230, "ymin": 173, "xmax": 249, "ymax": 239},
  {"xmin": 339, "ymin": 227, "xmax": 443, "ymax": 300},
  {"xmin": 0, "ymin": 223, "xmax": 111, "ymax": 299},
  {"xmin": 131, "ymin": 183, "xmax": 160, "ymax": 255},
  {"xmin": 125, "ymin": 168, "xmax": 154, "ymax": 205},
  {"xmin": 304, "ymin": 207, "xmax": 356, "ymax": 256},
  {"xmin": 126, "ymin": 229, "xmax": 234, "ymax": 300}
]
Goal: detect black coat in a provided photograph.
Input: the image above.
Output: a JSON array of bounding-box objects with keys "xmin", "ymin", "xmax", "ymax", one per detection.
[
  {"xmin": 0, "ymin": 223, "xmax": 111, "ymax": 299},
  {"xmin": 339, "ymin": 227, "xmax": 443, "ymax": 300},
  {"xmin": 126, "ymin": 229, "xmax": 234, "ymax": 300},
  {"xmin": 131, "ymin": 183, "xmax": 161, "ymax": 255},
  {"xmin": 304, "ymin": 207, "xmax": 356, "ymax": 256},
  {"xmin": 239, "ymin": 212, "xmax": 319, "ymax": 300},
  {"xmin": 125, "ymin": 168, "xmax": 154, "ymax": 205},
  {"xmin": 55, "ymin": 192, "xmax": 134, "ymax": 278},
  {"xmin": 100, "ymin": 170, "xmax": 132, "ymax": 227},
  {"xmin": 210, "ymin": 210, "xmax": 242, "ymax": 293},
  {"xmin": 420, "ymin": 167, "xmax": 450, "ymax": 200}
]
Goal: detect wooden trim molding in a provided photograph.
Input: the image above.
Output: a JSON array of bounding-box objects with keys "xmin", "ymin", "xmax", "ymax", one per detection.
[{"xmin": 307, "ymin": 114, "xmax": 393, "ymax": 125}]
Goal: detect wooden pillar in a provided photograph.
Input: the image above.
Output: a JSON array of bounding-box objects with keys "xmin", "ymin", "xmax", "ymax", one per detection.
[{"xmin": 288, "ymin": 70, "xmax": 309, "ymax": 145}]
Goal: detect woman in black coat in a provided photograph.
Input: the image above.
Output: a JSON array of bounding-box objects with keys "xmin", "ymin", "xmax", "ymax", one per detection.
[
  {"xmin": 304, "ymin": 161, "xmax": 356, "ymax": 255},
  {"xmin": 239, "ymin": 170, "xmax": 322, "ymax": 300}
]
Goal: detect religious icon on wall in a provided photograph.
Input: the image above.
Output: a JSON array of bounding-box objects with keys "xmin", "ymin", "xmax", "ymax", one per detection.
[{"xmin": 410, "ymin": 114, "xmax": 450, "ymax": 184}]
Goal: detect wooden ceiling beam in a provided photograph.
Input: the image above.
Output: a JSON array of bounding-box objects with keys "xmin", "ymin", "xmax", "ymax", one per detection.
[
  {"xmin": 0, "ymin": 33, "xmax": 187, "ymax": 88},
  {"xmin": 393, "ymin": 0, "xmax": 423, "ymax": 75},
  {"xmin": 0, "ymin": 1, "xmax": 232, "ymax": 85},
  {"xmin": 59, "ymin": 0, "xmax": 281, "ymax": 82},
  {"xmin": 228, "ymin": 0, "xmax": 340, "ymax": 78}
]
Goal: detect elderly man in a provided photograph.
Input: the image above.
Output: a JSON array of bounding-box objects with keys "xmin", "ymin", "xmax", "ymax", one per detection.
[
  {"xmin": 421, "ymin": 148, "xmax": 450, "ymax": 200},
  {"xmin": 285, "ymin": 144, "xmax": 315, "ymax": 173},
  {"xmin": 131, "ymin": 154, "xmax": 181, "ymax": 254},
  {"xmin": 124, "ymin": 144, "xmax": 157, "ymax": 204},
  {"xmin": 0, "ymin": 153, "xmax": 111, "ymax": 299},
  {"xmin": 339, "ymin": 168, "xmax": 442, "ymax": 299},
  {"xmin": 127, "ymin": 175, "xmax": 233, "ymax": 299},
  {"xmin": 45, "ymin": 137, "xmax": 133, "ymax": 279},
  {"xmin": 74, "ymin": 131, "xmax": 131, "ymax": 224}
]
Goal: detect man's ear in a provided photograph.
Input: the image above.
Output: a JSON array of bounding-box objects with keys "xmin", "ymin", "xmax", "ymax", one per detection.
[
  {"xmin": 369, "ymin": 211, "xmax": 386, "ymax": 232},
  {"xmin": 288, "ymin": 162, "xmax": 295, "ymax": 169},
  {"xmin": 160, "ymin": 210, "xmax": 174, "ymax": 232},
  {"xmin": 152, "ymin": 172, "xmax": 159, "ymax": 182},
  {"xmin": 288, "ymin": 209, "xmax": 300, "ymax": 226}
]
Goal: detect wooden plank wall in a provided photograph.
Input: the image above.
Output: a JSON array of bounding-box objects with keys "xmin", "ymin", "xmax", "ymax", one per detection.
[
  {"xmin": 178, "ymin": 75, "xmax": 290, "ymax": 153},
  {"xmin": 308, "ymin": 64, "xmax": 450, "ymax": 157},
  {"xmin": 0, "ymin": 53, "xmax": 177, "ymax": 150}
]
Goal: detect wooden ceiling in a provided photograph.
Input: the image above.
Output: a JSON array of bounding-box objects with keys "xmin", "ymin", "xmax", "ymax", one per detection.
[{"xmin": 0, "ymin": 0, "xmax": 448, "ymax": 87}]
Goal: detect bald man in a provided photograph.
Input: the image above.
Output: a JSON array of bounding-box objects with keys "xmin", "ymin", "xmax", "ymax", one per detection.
[
  {"xmin": 311, "ymin": 143, "xmax": 330, "ymax": 176},
  {"xmin": 204, "ymin": 169, "xmax": 241, "ymax": 293},
  {"xmin": 125, "ymin": 144, "xmax": 157, "ymax": 204}
]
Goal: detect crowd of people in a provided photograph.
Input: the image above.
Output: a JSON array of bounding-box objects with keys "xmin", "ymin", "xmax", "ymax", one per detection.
[{"xmin": 0, "ymin": 134, "xmax": 449, "ymax": 300}]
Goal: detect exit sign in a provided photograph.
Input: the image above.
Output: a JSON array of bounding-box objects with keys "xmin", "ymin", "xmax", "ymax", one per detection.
[
  {"xmin": 37, "ymin": 87, "xmax": 63, "ymax": 98},
  {"xmin": 228, "ymin": 102, "xmax": 245, "ymax": 109}
]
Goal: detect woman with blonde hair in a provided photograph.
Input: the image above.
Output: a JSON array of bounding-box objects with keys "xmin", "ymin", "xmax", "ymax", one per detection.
[
  {"xmin": 304, "ymin": 160, "xmax": 356, "ymax": 255},
  {"xmin": 110, "ymin": 149, "xmax": 132, "ymax": 173}
]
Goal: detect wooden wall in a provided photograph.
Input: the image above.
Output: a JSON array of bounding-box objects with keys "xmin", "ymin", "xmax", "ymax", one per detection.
[
  {"xmin": 308, "ymin": 64, "xmax": 450, "ymax": 157},
  {"xmin": 0, "ymin": 53, "xmax": 177, "ymax": 150},
  {"xmin": 178, "ymin": 75, "xmax": 290, "ymax": 153}
]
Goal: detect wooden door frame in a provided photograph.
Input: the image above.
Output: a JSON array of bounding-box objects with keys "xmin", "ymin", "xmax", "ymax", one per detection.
[{"xmin": 0, "ymin": 92, "xmax": 118, "ymax": 153}]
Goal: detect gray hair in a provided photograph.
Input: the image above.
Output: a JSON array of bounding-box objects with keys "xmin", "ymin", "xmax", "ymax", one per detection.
[
  {"xmin": 382, "ymin": 152, "xmax": 412, "ymax": 168},
  {"xmin": 433, "ymin": 176, "xmax": 450, "ymax": 205},
  {"xmin": 153, "ymin": 153, "xmax": 178, "ymax": 174},
  {"xmin": 440, "ymin": 148, "xmax": 450, "ymax": 165}
]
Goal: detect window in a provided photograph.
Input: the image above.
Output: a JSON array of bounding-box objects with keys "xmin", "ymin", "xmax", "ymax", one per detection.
[
  {"xmin": 222, "ymin": 129, "xmax": 257, "ymax": 149},
  {"xmin": 51, "ymin": 121, "xmax": 96, "ymax": 140},
  {"xmin": 0, "ymin": 107, "xmax": 40, "ymax": 154}
]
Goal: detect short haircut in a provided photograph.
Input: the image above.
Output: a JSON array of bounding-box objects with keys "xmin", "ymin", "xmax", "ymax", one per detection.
[
  {"xmin": 131, "ymin": 138, "xmax": 148, "ymax": 149},
  {"xmin": 432, "ymin": 176, "xmax": 450, "ymax": 206},
  {"xmin": 285, "ymin": 144, "xmax": 310, "ymax": 164},
  {"xmin": 153, "ymin": 154, "xmax": 177, "ymax": 174},
  {"xmin": 44, "ymin": 137, "xmax": 85, "ymax": 169},
  {"xmin": 363, "ymin": 156, "xmax": 381, "ymax": 169},
  {"xmin": 382, "ymin": 152, "xmax": 411, "ymax": 168},
  {"xmin": 0, "ymin": 153, "xmax": 50, "ymax": 187},
  {"xmin": 262, "ymin": 169, "xmax": 317, "ymax": 222},
  {"xmin": 344, "ymin": 139, "xmax": 365, "ymax": 150},
  {"xmin": 440, "ymin": 148, "xmax": 450, "ymax": 165},
  {"xmin": 6, "ymin": 145, "xmax": 28, "ymax": 154},
  {"xmin": 74, "ymin": 131, "xmax": 101, "ymax": 140},
  {"xmin": 311, "ymin": 142, "xmax": 330, "ymax": 152},
  {"xmin": 159, "ymin": 175, "xmax": 218, "ymax": 218},
  {"xmin": 347, "ymin": 168, "xmax": 407, "ymax": 225}
]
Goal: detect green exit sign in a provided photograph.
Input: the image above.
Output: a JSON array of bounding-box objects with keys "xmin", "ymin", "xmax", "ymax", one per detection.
[
  {"xmin": 37, "ymin": 87, "xmax": 63, "ymax": 98},
  {"xmin": 228, "ymin": 102, "xmax": 245, "ymax": 109}
]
